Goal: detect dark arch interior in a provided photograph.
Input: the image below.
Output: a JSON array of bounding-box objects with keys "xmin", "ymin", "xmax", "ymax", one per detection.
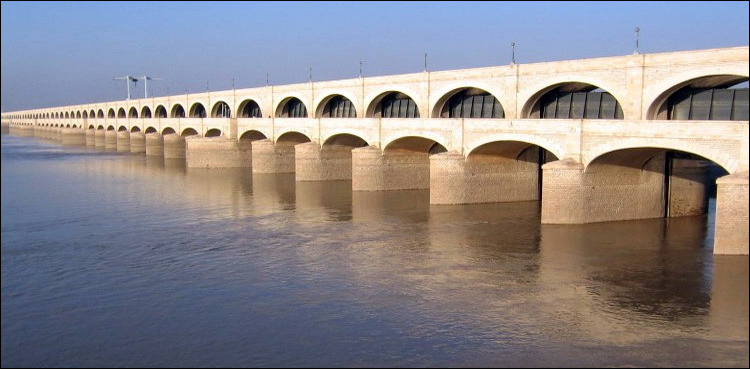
[
  {"xmin": 212, "ymin": 102, "xmax": 231, "ymax": 118},
  {"xmin": 141, "ymin": 106, "xmax": 152, "ymax": 118},
  {"xmin": 323, "ymin": 134, "xmax": 368, "ymax": 149},
  {"xmin": 322, "ymin": 96, "xmax": 356, "ymax": 118},
  {"xmin": 240, "ymin": 100, "xmax": 263, "ymax": 118},
  {"xmin": 664, "ymin": 79, "xmax": 748, "ymax": 121},
  {"xmin": 155, "ymin": 106, "xmax": 167, "ymax": 118},
  {"xmin": 374, "ymin": 92, "xmax": 419, "ymax": 118},
  {"xmin": 128, "ymin": 107, "xmax": 138, "ymax": 118},
  {"xmin": 117, "ymin": 109, "xmax": 126, "ymax": 118},
  {"xmin": 530, "ymin": 83, "xmax": 623, "ymax": 119},
  {"xmin": 171, "ymin": 105, "xmax": 185, "ymax": 118},
  {"xmin": 181, "ymin": 128, "xmax": 199, "ymax": 137},
  {"xmin": 439, "ymin": 88, "xmax": 504, "ymax": 118},
  {"xmin": 190, "ymin": 104, "xmax": 206, "ymax": 118},
  {"xmin": 279, "ymin": 98, "xmax": 308, "ymax": 118},
  {"xmin": 162, "ymin": 127, "xmax": 176, "ymax": 135},
  {"xmin": 239, "ymin": 130, "xmax": 267, "ymax": 141},
  {"xmin": 276, "ymin": 131, "xmax": 311, "ymax": 144},
  {"xmin": 205, "ymin": 128, "xmax": 222, "ymax": 137}
]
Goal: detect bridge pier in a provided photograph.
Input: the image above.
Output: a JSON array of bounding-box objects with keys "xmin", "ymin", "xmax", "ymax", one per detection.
[
  {"xmin": 145, "ymin": 133, "xmax": 164, "ymax": 156},
  {"xmin": 61, "ymin": 128, "xmax": 85, "ymax": 146},
  {"xmin": 352, "ymin": 145, "xmax": 429, "ymax": 191},
  {"xmin": 130, "ymin": 132, "xmax": 146, "ymax": 153},
  {"xmin": 85, "ymin": 129, "xmax": 95, "ymax": 147},
  {"xmin": 1, "ymin": 122, "xmax": 8, "ymax": 134},
  {"xmin": 116, "ymin": 131, "xmax": 130, "ymax": 152},
  {"xmin": 251, "ymin": 139, "xmax": 296, "ymax": 173},
  {"xmin": 429, "ymin": 150, "xmax": 541, "ymax": 204},
  {"xmin": 714, "ymin": 172, "xmax": 749, "ymax": 254},
  {"xmin": 94, "ymin": 130, "xmax": 105, "ymax": 148},
  {"xmin": 295, "ymin": 142, "xmax": 354, "ymax": 181},
  {"xmin": 104, "ymin": 130, "xmax": 117, "ymax": 151},
  {"xmin": 163, "ymin": 133, "xmax": 186, "ymax": 159},
  {"xmin": 185, "ymin": 137, "xmax": 251, "ymax": 168}
]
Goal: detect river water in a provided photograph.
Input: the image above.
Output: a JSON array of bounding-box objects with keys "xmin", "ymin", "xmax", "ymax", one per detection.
[{"xmin": 1, "ymin": 133, "xmax": 747, "ymax": 367}]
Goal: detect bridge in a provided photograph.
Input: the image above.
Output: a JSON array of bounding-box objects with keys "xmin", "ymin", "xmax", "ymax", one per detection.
[{"xmin": 2, "ymin": 46, "xmax": 748, "ymax": 254}]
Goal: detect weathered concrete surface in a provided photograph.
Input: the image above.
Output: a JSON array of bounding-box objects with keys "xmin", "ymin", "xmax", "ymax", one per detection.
[
  {"xmin": 352, "ymin": 146, "xmax": 430, "ymax": 191},
  {"xmin": 130, "ymin": 132, "xmax": 146, "ymax": 153},
  {"xmin": 104, "ymin": 130, "xmax": 117, "ymax": 151},
  {"xmin": 295, "ymin": 142, "xmax": 355, "ymax": 181},
  {"xmin": 145, "ymin": 133, "xmax": 164, "ymax": 156},
  {"xmin": 163, "ymin": 134, "xmax": 186, "ymax": 159},
  {"xmin": 85, "ymin": 129, "xmax": 95, "ymax": 147},
  {"xmin": 61, "ymin": 128, "xmax": 86, "ymax": 146},
  {"xmin": 186, "ymin": 137, "xmax": 251, "ymax": 168},
  {"xmin": 116, "ymin": 131, "xmax": 131, "ymax": 152},
  {"xmin": 714, "ymin": 172, "xmax": 749, "ymax": 255},
  {"xmin": 251, "ymin": 139, "xmax": 296, "ymax": 173}
]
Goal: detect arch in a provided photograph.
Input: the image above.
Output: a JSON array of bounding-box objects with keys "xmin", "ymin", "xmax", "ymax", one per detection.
[
  {"xmin": 89, "ymin": 110, "xmax": 95, "ymax": 118},
  {"xmin": 88, "ymin": 124, "xmax": 95, "ymax": 130},
  {"xmin": 366, "ymin": 91, "xmax": 420, "ymax": 118},
  {"xmin": 128, "ymin": 107, "xmax": 138, "ymax": 118},
  {"xmin": 239, "ymin": 130, "xmax": 267, "ymax": 141},
  {"xmin": 118, "ymin": 125, "xmax": 128, "ymax": 132},
  {"xmin": 117, "ymin": 108, "xmax": 126, "ymax": 118},
  {"xmin": 145, "ymin": 127, "xmax": 157, "ymax": 134},
  {"xmin": 171, "ymin": 104, "xmax": 185, "ymax": 118},
  {"xmin": 322, "ymin": 133, "xmax": 368, "ymax": 148},
  {"xmin": 82, "ymin": 111, "xmax": 88, "ymax": 119},
  {"xmin": 161, "ymin": 127, "xmax": 176, "ymax": 135},
  {"xmin": 205, "ymin": 128, "xmax": 222, "ymax": 137},
  {"xmin": 141, "ymin": 106, "xmax": 152, "ymax": 118},
  {"xmin": 107, "ymin": 108, "xmax": 114, "ymax": 118},
  {"xmin": 98, "ymin": 109, "xmax": 105, "ymax": 118},
  {"xmin": 72, "ymin": 124, "xmax": 77, "ymax": 128},
  {"xmin": 65, "ymin": 124, "xmax": 71, "ymax": 128},
  {"xmin": 647, "ymin": 75, "xmax": 748, "ymax": 120},
  {"xmin": 64, "ymin": 112, "xmax": 70, "ymax": 119},
  {"xmin": 433, "ymin": 87, "xmax": 504, "ymax": 118},
  {"xmin": 107, "ymin": 125, "xmax": 115, "ymax": 131},
  {"xmin": 238, "ymin": 99, "xmax": 262, "ymax": 118},
  {"xmin": 189, "ymin": 103, "xmax": 206, "ymax": 118},
  {"xmin": 384, "ymin": 136, "xmax": 447, "ymax": 155},
  {"xmin": 585, "ymin": 144, "xmax": 735, "ymax": 175},
  {"xmin": 468, "ymin": 140, "xmax": 560, "ymax": 162},
  {"xmin": 181, "ymin": 127, "xmax": 199, "ymax": 137},
  {"xmin": 316, "ymin": 94, "xmax": 357, "ymax": 118},
  {"xmin": 130, "ymin": 126, "xmax": 141, "ymax": 133},
  {"xmin": 276, "ymin": 97, "xmax": 308, "ymax": 118},
  {"xmin": 97, "ymin": 125, "xmax": 105, "ymax": 130},
  {"xmin": 523, "ymin": 82, "xmax": 624, "ymax": 119},
  {"xmin": 76, "ymin": 111, "xmax": 82, "ymax": 119},
  {"xmin": 210, "ymin": 101, "xmax": 231, "ymax": 118},
  {"xmin": 155, "ymin": 105, "xmax": 167, "ymax": 118},
  {"xmin": 276, "ymin": 131, "xmax": 311, "ymax": 144}
]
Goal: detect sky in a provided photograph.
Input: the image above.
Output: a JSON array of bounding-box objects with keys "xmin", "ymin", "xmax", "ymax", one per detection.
[{"xmin": 1, "ymin": 1, "xmax": 748, "ymax": 111}]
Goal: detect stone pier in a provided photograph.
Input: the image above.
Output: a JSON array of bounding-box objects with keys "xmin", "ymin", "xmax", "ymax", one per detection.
[
  {"xmin": 352, "ymin": 146, "xmax": 429, "ymax": 191},
  {"xmin": 163, "ymin": 134, "xmax": 186, "ymax": 159},
  {"xmin": 145, "ymin": 133, "xmax": 164, "ymax": 156},
  {"xmin": 295, "ymin": 142, "xmax": 355, "ymax": 181},
  {"xmin": 116, "ymin": 131, "xmax": 130, "ymax": 152},
  {"xmin": 130, "ymin": 132, "xmax": 146, "ymax": 153},
  {"xmin": 714, "ymin": 172, "xmax": 749, "ymax": 254},
  {"xmin": 85, "ymin": 129, "xmax": 95, "ymax": 147},
  {"xmin": 185, "ymin": 137, "xmax": 251, "ymax": 168},
  {"xmin": 251, "ymin": 139, "xmax": 296, "ymax": 173},
  {"xmin": 61, "ymin": 128, "xmax": 86, "ymax": 146}
]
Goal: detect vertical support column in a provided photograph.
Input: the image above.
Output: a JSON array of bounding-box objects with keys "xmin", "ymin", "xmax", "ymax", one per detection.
[
  {"xmin": 85, "ymin": 129, "xmax": 96, "ymax": 147},
  {"xmin": 163, "ymin": 134, "xmax": 186, "ymax": 159},
  {"xmin": 104, "ymin": 129, "xmax": 117, "ymax": 150},
  {"xmin": 714, "ymin": 171, "xmax": 749, "ymax": 255},
  {"xmin": 94, "ymin": 129, "xmax": 106, "ymax": 148},
  {"xmin": 145, "ymin": 133, "xmax": 163, "ymax": 156},
  {"xmin": 116, "ymin": 131, "xmax": 131, "ymax": 152},
  {"xmin": 185, "ymin": 137, "xmax": 251, "ymax": 168},
  {"xmin": 130, "ymin": 131, "xmax": 146, "ymax": 153},
  {"xmin": 351, "ymin": 146, "xmax": 429, "ymax": 191},
  {"xmin": 541, "ymin": 159, "xmax": 587, "ymax": 224},
  {"xmin": 61, "ymin": 128, "xmax": 86, "ymax": 146},
  {"xmin": 251, "ymin": 139, "xmax": 296, "ymax": 173},
  {"xmin": 295, "ymin": 142, "xmax": 354, "ymax": 181},
  {"xmin": 667, "ymin": 158, "xmax": 710, "ymax": 217}
]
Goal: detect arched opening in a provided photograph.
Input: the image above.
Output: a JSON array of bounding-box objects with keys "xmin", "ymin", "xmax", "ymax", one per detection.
[
  {"xmin": 76, "ymin": 111, "xmax": 82, "ymax": 119},
  {"xmin": 145, "ymin": 127, "xmax": 157, "ymax": 134},
  {"xmin": 318, "ymin": 95, "xmax": 357, "ymax": 118},
  {"xmin": 276, "ymin": 131, "xmax": 311, "ymax": 144},
  {"xmin": 97, "ymin": 125, "xmax": 105, "ymax": 131},
  {"xmin": 171, "ymin": 104, "xmax": 185, "ymax": 118},
  {"xmin": 580, "ymin": 148, "xmax": 729, "ymax": 223},
  {"xmin": 161, "ymin": 127, "xmax": 176, "ymax": 135},
  {"xmin": 434, "ymin": 87, "xmax": 504, "ymax": 118},
  {"xmin": 370, "ymin": 136, "xmax": 446, "ymax": 190},
  {"xmin": 368, "ymin": 91, "xmax": 420, "ymax": 118},
  {"xmin": 189, "ymin": 103, "xmax": 206, "ymax": 118},
  {"xmin": 141, "ymin": 106, "xmax": 152, "ymax": 118},
  {"xmin": 205, "ymin": 128, "xmax": 222, "ymax": 137},
  {"xmin": 64, "ymin": 112, "xmax": 70, "ymax": 119},
  {"xmin": 181, "ymin": 127, "xmax": 199, "ymax": 137},
  {"xmin": 155, "ymin": 105, "xmax": 167, "ymax": 118},
  {"xmin": 239, "ymin": 130, "xmax": 267, "ymax": 141},
  {"xmin": 118, "ymin": 126, "xmax": 128, "ymax": 132},
  {"xmin": 89, "ymin": 110, "xmax": 95, "ymax": 118},
  {"xmin": 525, "ymin": 82, "xmax": 623, "ymax": 119},
  {"xmin": 98, "ymin": 109, "xmax": 105, "ymax": 118},
  {"xmin": 131, "ymin": 126, "xmax": 141, "ymax": 133},
  {"xmin": 323, "ymin": 133, "xmax": 368, "ymax": 149},
  {"xmin": 128, "ymin": 107, "xmax": 138, "ymax": 118},
  {"xmin": 82, "ymin": 111, "xmax": 88, "ymax": 119},
  {"xmin": 117, "ymin": 108, "xmax": 126, "ymax": 118},
  {"xmin": 211, "ymin": 101, "xmax": 231, "ymax": 118},
  {"xmin": 88, "ymin": 124, "xmax": 95, "ymax": 130},
  {"xmin": 65, "ymin": 124, "xmax": 71, "ymax": 128},
  {"xmin": 238, "ymin": 99, "xmax": 262, "ymax": 118},
  {"xmin": 276, "ymin": 97, "xmax": 308, "ymax": 118},
  {"xmin": 650, "ymin": 76, "xmax": 748, "ymax": 120},
  {"xmin": 72, "ymin": 124, "xmax": 77, "ymax": 128},
  {"xmin": 106, "ymin": 125, "xmax": 115, "ymax": 131}
]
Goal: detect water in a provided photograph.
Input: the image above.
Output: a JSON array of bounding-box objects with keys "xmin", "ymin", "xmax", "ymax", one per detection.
[{"xmin": 1, "ymin": 134, "xmax": 747, "ymax": 367}]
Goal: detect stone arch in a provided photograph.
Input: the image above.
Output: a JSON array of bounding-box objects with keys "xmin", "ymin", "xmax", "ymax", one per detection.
[
  {"xmin": 646, "ymin": 74, "xmax": 748, "ymax": 120},
  {"xmin": 585, "ymin": 143, "xmax": 736, "ymax": 175},
  {"xmin": 145, "ymin": 127, "xmax": 158, "ymax": 134},
  {"xmin": 76, "ymin": 111, "xmax": 82, "ymax": 119},
  {"xmin": 181, "ymin": 127, "xmax": 199, "ymax": 137},
  {"xmin": 89, "ymin": 110, "xmax": 95, "ymax": 118},
  {"xmin": 239, "ymin": 129, "xmax": 268, "ymax": 141},
  {"xmin": 432, "ymin": 87, "xmax": 505, "ymax": 118},
  {"xmin": 315, "ymin": 93, "xmax": 358, "ymax": 118},
  {"xmin": 155, "ymin": 105, "xmax": 167, "ymax": 118},
  {"xmin": 189, "ymin": 102, "xmax": 207, "ymax": 118},
  {"xmin": 117, "ymin": 108, "xmax": 126, "ymax": 118},
  {"xmin": 131, "ymin": 126, "xmax": 141, "ymax": 132},
  {"xmin": 128, "ymin": 107, "xmax": 138, "ymax": 118},
  {"xmin": 276, "ymin": 131, "xmax": 311, "ymax": 144},
  {"xmin": 64, "ymin": 112, "xmax": 70, "ymax": 119},
  {"xmin": 522, "ymin": 81, "xmax": 625, "ymax": 119},
  {"xmin": 141, "ymin": 106, "xmax": 152, "ymax": 118},
  {"xmin": 466, "ymin": 133, "xmax": 567, "ymax": 162},
  {"xmin": 88, "ymin": 124, "xmax": 95, "ymax": 130},
  {"xmin": 237, "ymin": 99, "xmax": 263, "ymax": 118},
  {"xmin": 366, "ymin": 91, "xmax": 420, "ymax": 118},
  {"xmin": 171, "ymin": 104, "xmax": 185, "ymax": 118},
  {"xmin": 322, "ymin": 133, "xmax": 369, "ymax": 149},
  {"xmin": 97, "ymin": 125, "xmax": 105, "ymax": 130},
  {"xmin": 98, "ymin": 109, "xmax": 105, "ymax": 118},
  {"xmin": 384, "ymin": 136, "xmax": 447, "ymax": 155},
  {"xmin": 275, "ymin": 97, "xmax": 308, "ymax": 118},
  {"xmin": 118, "ymin": 126, "xmax": 128, "ymax": 132},
  {"xmin": 106, "ymin": 125, "xmax": 115, "ymax": 131},
  {"xmin": 162, "ymin": 127, "xmax": 176, "ymax": 135},
  {"xmin": 211, "ymin": 101, "xmax": 231, "ymax": 118},
  {"xmin": 205, "ymin": 128, "xmax": 222, "ymax": 137},
  {"xmin": 82, "ymin": 111, "xmax": 88, "ymax": 119}
]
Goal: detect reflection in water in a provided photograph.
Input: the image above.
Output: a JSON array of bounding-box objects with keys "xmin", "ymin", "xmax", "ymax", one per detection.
[{"xmin": 1, "ymin": 134, "xmax": 748, "ymax": 367}]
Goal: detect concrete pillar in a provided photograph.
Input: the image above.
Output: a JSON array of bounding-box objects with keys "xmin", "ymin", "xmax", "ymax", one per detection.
[
  {"xmin": 145, "ymin": 133, "xmax": 164, "ymax": 156},
  {"xmin": 667, "ymin": 159, "xmax": 710, "ymax": 217},
  {"xmin": 1, "ymin": 123, "xmax": 8, "ymax": 134},
  {"xmin": 185, "ymin": 137, "xmax": 252, "ymax": 168},
  {"xmin": 94, "ymin": 130, "xmax": 106, "ymax": 148},
  {"xmin": 61, "ymin": 128, "xmax": 86, "ymax": 146},
  {"xmin": 714, "ymin": 171, "xmax": 749, "ymax": 255},
  {"xmin": 163, "ymin": 133, "xmax": 186, "ymax": 159},
  {"xmin": 130, "ymin": 131, "xmax": 146, "ymax": 153},
  {"xmin": 104, "ymin": 130, "xmax": 118, "ymax": 150},
  {"xmin": 85, "ymin": 129, "xmax": 95, "ymax": 147},
  {"xmin": 54, "ymin": 127, "xmax": 62, "ymax": 141},
  {"xmin": 429, "ymin": 150, "xmax": 540, "ymax": 204},
  {"xmin": 351, "ymin": 145, "xmax": 429, "ymax": 191},
  {"xmin": 295, "ymin": 142, "xmax": 354, "ymax": 181},
  {"xmin": 251, "ymin": 139, "xmax": 296, "ymax": 174},
  {"xmin": 116, "ymin": 131, "xmax": 131, "ymax": 152}
]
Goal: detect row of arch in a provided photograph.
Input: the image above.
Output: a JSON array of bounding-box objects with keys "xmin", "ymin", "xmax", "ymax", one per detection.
[{"xmin": 6, "ymin": 75, "xmax": 748, "ymax": 121}]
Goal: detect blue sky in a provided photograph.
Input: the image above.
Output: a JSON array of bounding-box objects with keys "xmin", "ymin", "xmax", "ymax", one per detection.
[{"xmin": 1, "ymin": 1, "xmax": 748, "ymax": 111}]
